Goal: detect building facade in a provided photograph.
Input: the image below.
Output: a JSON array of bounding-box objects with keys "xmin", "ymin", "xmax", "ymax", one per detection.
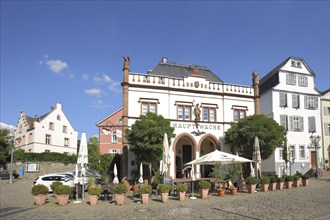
[
  {"xmin": 14, "ymin": 103, "xmax": 78, "ymax": 154},
  {"xmin": 321, "ymin": 89, "xmax": 330, "ymax": 169},
  {"xmin": 96, "ymin": 107, "xmax": 124, "ymax": 155},
  {"xmin": 259, "ymin": 57, "xmax": 322, "ymax": 176},
  {"xmin": 121, "ymin": 57, "xmax": 258, "ymax": 179}
]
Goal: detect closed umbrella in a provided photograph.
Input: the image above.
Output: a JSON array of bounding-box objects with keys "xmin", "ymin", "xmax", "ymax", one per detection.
[
  {"xmin": 77, "ymin": 132, "xmax": 88, "ymax": 199},
  {"xmin": 138, "ymin": 163, "xmax": 143, "ymax": 184},
  {"xmin": 250, "ymin": 162, "xmax": 255, "ymax": 177},
  {"xmin": 162, "ymin": 133, "xmax": 169, "ymax": 177},
  {"xmin": 252, "ymin": 136, "xmax": 261, "ymax": 178},
  {"xmin": 113, "ymin": 163, "xmax": 119, "ymax": 184},
  {"xmin": 283, "ymin": 141, "xmax": 290, "ymax": 175}
]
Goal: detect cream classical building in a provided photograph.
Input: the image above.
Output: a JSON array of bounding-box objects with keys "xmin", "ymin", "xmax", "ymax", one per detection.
[
  {"xmin": 121, "ymin": 57, "xmax": 258, "ymax": 179},
  {"xmin": 14, "ymin": 103, "xmax": 78, "ymax": 154}
]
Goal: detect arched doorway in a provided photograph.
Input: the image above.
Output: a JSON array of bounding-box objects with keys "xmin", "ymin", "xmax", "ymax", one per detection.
[{"xmin": 198, "ymin": 134, "xmax": 219, "ymax": 178}]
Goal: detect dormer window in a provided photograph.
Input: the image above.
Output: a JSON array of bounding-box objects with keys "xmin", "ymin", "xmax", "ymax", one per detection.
[
  {"xmin": 291, "ymin": 60, "xmax": 302, "ymax": 68},
  {"xmin": 291, "ymin": 61, "xmax": 296, "ymax": 66}
]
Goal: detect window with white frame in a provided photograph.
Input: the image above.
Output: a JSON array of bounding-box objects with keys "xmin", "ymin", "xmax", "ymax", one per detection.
[
  {"xmin": 299, "ymin": 145, "xmax": 305, "ymax": 159},
  {"xmin": 203, "ymin": 107, "xmax": 216, "ymax": 122},
  {"xmin": 177, "ymin": 105, "xmax": 191, "ymax": 120},
  {"xmin": 63, "ymin": 126, "xmax": 67, "ymax": 133},
  {"xmin": 49, "ymin": 122, "xmax": 54, "ymax": 131},
  {"xmin": 292, "ymin": 94, "xmax": 300, "ymax": 108},
  {"xmin": 280, "ymin": 115, "xmax": 288, "ymax": 130},
  {"xmin": 298, "ymin": 75, "xmax": 308, "ymax": 87},
  {"xmin": 324, "ymin": 123, "xmax": 330, "ymax": 136},
  {"xmin": 108, "ymin": 149, "xmax": 120, "ymax": 154},
  {"xmin": 290, "ymin": 145, "xmax": 295, "ymax": 159},
  {"xmin": 45, "ymin": 134, "xmax": 51, "ymax": 145},
  {"xmin": 279, "ymin": 93, "xmax": 287, "ymax": 107},
  {"xmin": 64, "ymin": 138, "xmax": 69, "ymax": 147},
  {"xmin": 233, "ymin": 109, "xmax": 246, "ymax": 122},
  {"xmin": 141, "ymin": 102, "xmax": 157, "ymax": 115},
  {"xmin": 324, "ymin": 107, "xmax": 330, "ymax": 115},
  {"xmin": 286, "ymin": 73, "xmax": 296, "ymax": 85},
  {"xmin": 304, "ymin": 96, "xmax": 318, "ymax": 109},
  {"xmin": 289, "ymin": 116, "xmax": 304, "ymax": 132},
  {"xmin": 112, "ymin": 131, "xmax": 118, "ymax": 143},
  {"xmin": 308, "ymin": 116, "xmax": 316, "ymax": 133},
  {"xmin": 279, "ymin": 148, "xmax": 283, "ymax": 160},
  {"xmin": 57, "ymin": 115, "xmax": 61, "ymax": 120}
]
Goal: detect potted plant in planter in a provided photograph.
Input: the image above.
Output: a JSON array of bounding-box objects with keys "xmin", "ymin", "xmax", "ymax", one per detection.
[
  {"xmin": 245, "ymin": 176, "xmax": 259, "ymax": 193},
  {"xmin": 55, "ymin": 185, "xmax": 71, "ymax": 206},
  {"xmin": 31, "ymin": 184, "xmax": 49, "ymax": 206},
  {"xmin": 209, "ymin": 163, "xmax": 228, "ymax": 197},
  {"xmin": 198, "ymin": 180, "xmax": 211, "ymax": 199},
  {"xmin": 226, "ymin": 163, "xmax": 241, "ymax": 195},
  {"xmin": 176, "ymin": 183, "xmax": 188, "ymax": 201},
  {"xmin": 259, "ymin": 176, "xmax": 270, "ymax": 192},
  {"xmin": 50, "ymin": 181, "xmax": 63, "ymax": 196},
  {"xmin": 276, "ymin": 177, "xmax": 285, "ymax": 190},
  {"xmin": 285, "ymin": 175, "xmax": 294, "ymax": 189},
  {"xmin": 293, "ymin": 175, "xmax": 300, "ymax": 187},
  {"xmin": 113, "ymin": 183, "xmax": 128, "ymax": 206},
  {"xmin": 302, "ymin": 174, "xmax": 310, "ymax": 186},
  {"xmin": 295, "ymin": 172, "xmax": 303, "ymax": 186},
  {"xmin": 159, "ymin": 184, "xmax": 172, "ymax": 203},
  {"xmin": 269, "ymin": 176, "xmax": 277, "ymax": 191},
  {"xmin": 139, "ymin": 184, "xmax": 152, "ymax": 204},
  {"xmin": 88, "ymin": 186, "xmax": 102, "ymax": 206}
]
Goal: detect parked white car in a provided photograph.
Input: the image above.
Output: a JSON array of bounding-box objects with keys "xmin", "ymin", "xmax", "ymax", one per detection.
[{"xmin": 33, "ymin": 173, "xmax": 75, "ymax": 192}]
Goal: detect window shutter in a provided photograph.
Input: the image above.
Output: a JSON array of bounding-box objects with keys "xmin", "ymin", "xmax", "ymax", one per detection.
[
  {"xmin": 292, "ymin": 94, "xmax": 299, "ymax": 108},
  {"xmin": 304, "ymin": 96, "xmax": 308, "ymax": 109},
  {"xmin": 286, "ymin": 74, "xmax": 290, "ymax": 84},
  {"xmin": 280, "ymin": 93, "xmax": 287, "ymax": 107},
  {"xmin": 280, "ymin": 115, "xmax": 287, "ymax": 130},
  {"xmin": 299, "ymin": 117, "xmax": 304, "ymax": 132},
  {"xmin": 315, "ymin": 97, "xmax": 318, "ymax": 109},
  {"xmin": 308, "ymin": 117, "xmax": 316, "ymax": 132},
  {"xmin": 324, "ymin": 123, "xmax": 329, "ymax": 135},
  {"xmin": 289, "ymin": 116, "xmax": 293, "ymax": 131}
]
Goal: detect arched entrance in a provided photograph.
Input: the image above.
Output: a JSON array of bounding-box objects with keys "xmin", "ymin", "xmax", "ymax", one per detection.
[{"xmin": 198, "ymin": 134, "xmax": 219, "ymax": 178}]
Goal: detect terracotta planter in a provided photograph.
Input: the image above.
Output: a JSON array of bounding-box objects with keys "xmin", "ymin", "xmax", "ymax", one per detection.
[
  {"xmin": 217, "ymin": 188, "xmax": 225, "ymax": 197},
  {"xmin": 161, "ymin": 192, "xmax": 169, "ymax": 203},
  {"xmin": 33, "ymin": 194, "xmax": 47, "ymax": 206},
  {"xmin": 230, "ymin": 188, "xmax": 238, "ymax": 195},
  {"xmin": 269, "ymin": 183, "xmax": 277, "ymax": 191},
  {"xmin": 115, "ymin": 194, "xmax": 125, "ymax": 206},
  {"xmin": 178, "ymin": 191, "xmax": 186, "ymax": 201},
  {"xmin": 285, "ymin": 181, "xmax": 293, "ymax": 189},
  {"xmin": 293, "ymin": 180, "xmax": 299, "ymax": 187},
  {"xmin": 302, "ymin": 179, "xmax": 309, "ymax": 186},
  {"xmin": 260, "ymin": 184, "xmax": 269, "ymax": 192},
  {"xmin": 89, "ymin": 195, "xmax": 98, "ymax": 206},
  {"xmin": 141, "ymin": 193, "xmax": 149, "ymax": 204},
  {"xmin": 199, "ymin": 189, "xmax": 209, "ymax": 199},
  {"xmin": 276, "ymin": 182, "xmax": 284, "ymax": 190},
  {"xmin": 246, "ymin": 184, "xmax": 256, "ymax": 193},
  {"xmin": 57, "ymin": 195, "xmax": 69, "ymax": 206}
]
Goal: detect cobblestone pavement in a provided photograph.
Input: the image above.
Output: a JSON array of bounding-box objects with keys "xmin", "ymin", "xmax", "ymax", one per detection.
[{"xmin": 1, "ymin": 177, "xmax": 329, "ymax": 220}]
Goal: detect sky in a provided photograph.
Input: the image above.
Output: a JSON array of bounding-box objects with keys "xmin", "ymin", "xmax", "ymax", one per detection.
[{"xmin": 1, "ymin": 0, "xmax": 329, "ymax": 139}]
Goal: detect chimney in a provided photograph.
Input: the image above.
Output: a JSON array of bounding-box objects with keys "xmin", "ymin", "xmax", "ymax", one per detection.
[{"xmin": 161, "ymin": 57, "xmax": 168, "ymax": 63}]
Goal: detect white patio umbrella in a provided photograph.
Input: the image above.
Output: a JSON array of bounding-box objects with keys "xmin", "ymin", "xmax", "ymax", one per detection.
[
  {"xmin": 138, "ymin": 163, "xmax": 144, "ymax": 184},
  {"xmin": 159, "ymin": 160, "xmax": 163, "ymax": 174},
  {"xmin": 77, "ymin": 131, "xmax": 88, "ymax": 199},
  {"xmin": 113, "ymin": 163, "xmax": 119, "ymax": 184},
  {"xmin": 252, "ymin": 136, "xmax": 262, "ymax": 178},
  {"xmin": 250, "ymin": 162, "xmax": 255, "ymax": 177},
  {"xmin": 283, "ymin": 142, "xmax": 290, "ymax": 175},
  {"xmin": 162, "ymin": 133, "xmax": 169, "ymax": 177}
]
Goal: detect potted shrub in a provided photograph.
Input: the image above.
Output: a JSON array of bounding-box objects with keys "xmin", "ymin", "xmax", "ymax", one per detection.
[
  {"xmin": 50, "ymin": 181, "xmax": 63, "ymax": 195},
  {"xmin": 293, "ymin": 175, "xmax": 300, "ymax": 187},
  {"xmin": 276, "ymin": 177, "xmax": 285, "ymax": 190},
  {"xmin": 139, "ymin": 185, "xmax": 152, "ymax": 204},
  {"xmin": 55, "ymin": 185, "xmax": 71, "ymax": 206},
  {"xmin": 31, "ymin": 184, "xmax": 49, "ymax": 206},
  {"xmin": 209, "ymin": 163, "xmax": 228, "ymax": 197},
  {"xmin": 302, "ymin": 174, "xmax": 310, "ymax": 186},
  {"xmin": 198, "ymin": 180, "xmax": 211, "ymax": 199},
  {"xmin": 88, "ymin": 186, "xmax": 102, "ymax": 206},
  {"xmin": 113, "ymin": 183, "xmax": 128, "ymax": 206},
  {"xmin": 245, "ymin": 176, "xmax": 259, "ymax": 193},
  {"xmin": 226, "ymin": 163, "xmax": 241, "ymax": 195},
  {"xmin": 159, "ymin": 184, "xmax": 172, "ymax": 203},
  {"xmin": 176, "ymin": 183, "xmax": 188, "ymax": 201},
  {"xmin": 269, "ymin": 176, "xmax": 277, "ymax": 191},
  {"xmin": 259, "ymin": 176, "xmax": 270, "ymax": 192},
  {"xmin": 285, "ymin": 175, "xmax": 294, "ymax": 189}
]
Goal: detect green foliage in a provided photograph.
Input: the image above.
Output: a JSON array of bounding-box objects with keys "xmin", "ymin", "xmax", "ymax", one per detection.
[
  {"xmin": 51, "ymin": 181, "xmax": 63, "ymax": 192},
  {"xmin": 0, "ymin": 129, "xmax": 11, "ymax": 162},
  {"xmin": 102, "ymin": 174, "xmax": 110, "ymax": 184},
  {"xmin": 269, "ymin": 176, "xmax": 277, "ymax": 183},
  {"xmin": 176, "ymin": 183, "xmax": 188, "ymax": 192},
  {"xmin": 159, "ymin": 184, "xmax": 172, "ymax": 193},
  {"xmin": 277, "ymin": 177, "xmax": 285, "ymax": 182},
  {"xmin": 139, "ymin": 185, "xmax": 152, "ymax": 194},
  {"xmin": 210, "ymin": 163, "xmax": 228, "ymax": 183},
  {"xmin": 88, "ymin": 187, "xmax": 102, "ymax": 196},
  {"xmin": 97, "ymin": 153, "xmax": 115, "ymax": 175},
  {"xmin": 285, "ymin": 175, "xmax": 294, "ymax": 182},
  {"xmin": 86, "ymin": 136, "xmax": 100, "ymax": 172},
  {"xmin": 226, "ymin": 163, "xmax": 241, "ymax": 183},
  {"xmin": 153, "ymin": 169, "xmax": 164, "ymax": 185},
  {"xmin": 87, "ymin": 176, "xmax": 96, "ymax": 187},
  {"xmin": 224, "ymin": 114, "xmax": 286, "ymax": 160},
  {"xmin": 293, "ymin": 175, "xmax": 300, "ymax": 181},
  {"xmin": 245, "ymin": 176, "xmax": 259, "ymax": 185},
  {"xmin": 198, "ymin": 180, "xmax": 211, "ymax": 189},
  {"xmin": 113, "ymin": 183, "xmax": 128, "ymax": 194},
  {"xmin": 54, "ymin": 185, "xmax": 71, "ymax": 195},
  {"xmin": 125, "ymin": 112, "xmax": 175, "ymax": 172},
  {"xmin": 295, "ymin": 172, "xmax": 303, "ymax": 178},
  {"xmin": 13, "ymin": 149, "xmax": 77, "ymax": 163},
  {"xmin": 302, "ymin": 174, "xmax": 310, "ymax": 180},
  {"xmin": 259, "ymin": 176, "xmax": 270, "ymax": 184},
  {"xmin": 31, "ymin": 184, "xmax": 49, "ymax": 195}
]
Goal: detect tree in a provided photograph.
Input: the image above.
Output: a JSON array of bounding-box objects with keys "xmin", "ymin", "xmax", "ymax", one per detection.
[
  {"xmin": 87, "ymin": 136, "xmax": 100, "ymax": 171},
  {"xmin": 0, "ymin": 129, "xmax": 11, "ymax": 162},
  {"xmin": 225, "ymin": 114, "xmax": 286, "ymax": 160},
  {"xmin": 125, "ymin": 112, "xmax": 175, "ymax": 179}
]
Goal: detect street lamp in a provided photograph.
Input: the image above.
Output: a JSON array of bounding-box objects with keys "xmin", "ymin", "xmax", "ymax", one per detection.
[
  {"xmin": 309, "ymin": 135, "xmax": 321, "ymax": 178},
  {"xmin": 7, "ymin": 133, "xmax": 21, "ymax": 184}
]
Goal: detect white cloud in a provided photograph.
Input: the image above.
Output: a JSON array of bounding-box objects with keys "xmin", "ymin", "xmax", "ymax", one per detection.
[
  {"xmin": 93, "ymin": 74, "xmax": 121, "ymax": 93},
  {"xmin": 91, "ymin": 100, "xmax": 110, "ymax": 109},
  {"xmin": 82, "ymin": 74, "xmax": 89, "ymax": 80},
  {"xmin": 0, "ymin": 122, "xmax": 16, "ymax": 133},
  {"xmin": 84, "ymin": 88, "xmax": 101, "ymax": 95},
  {"xmin": 47, "ymin": 60, "xmax": 68, "ymax": 73}
]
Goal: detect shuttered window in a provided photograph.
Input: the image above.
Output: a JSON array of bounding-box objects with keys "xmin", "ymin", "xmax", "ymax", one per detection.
[
  {"xmin": 280, "ymin": 115, "xmax": 288, "ymax": 130},
  {"xmin": 325, "ymin": 123, "xmax": 330, "ymax": 136},
  {"xmin": 279, "ymin": 93, "xmax": 287, "ymax": 107},
  {"xmin": 286, "ymin": 73, "xmax": 296, "ymax": 85},
  {"xmin": 308, "ymin": 116, "xmax": 316, "ymax": 133},
  {"xmin": 298, "ymin": 75, "xmax": 308, "ymax": 87},
  {"xmin": 289, "ymin": 116, "xmax": 304, "ymax": 132},
  {"xmin": 304, "ymin": 96, "xmax": 318, "ymax": 109},
  {"xmin": 292, "ymin": 94, "xmax": 300, "ymax": 108}
]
